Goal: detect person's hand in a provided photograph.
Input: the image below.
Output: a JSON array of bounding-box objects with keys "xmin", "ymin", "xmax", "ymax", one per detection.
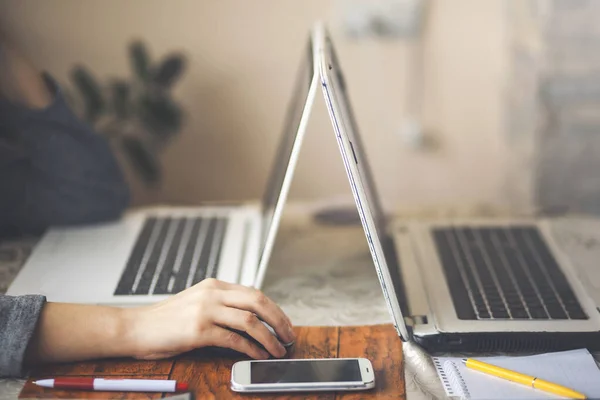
[{"xmin": 122, "ymin": 278, "xmax": 295, "ymax": 360}]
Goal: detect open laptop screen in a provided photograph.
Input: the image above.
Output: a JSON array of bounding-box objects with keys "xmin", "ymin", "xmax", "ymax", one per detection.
[
  {"xmin": 259, "ymin": 41, "xmax": 315, "ymax": 258},
  {"xmin": 318, "ymin": 28, "xmax": 411, "ymax": 342},
  {"xmin": 323, "ymin": 36, "xmax": 388, "ymax": 240}
]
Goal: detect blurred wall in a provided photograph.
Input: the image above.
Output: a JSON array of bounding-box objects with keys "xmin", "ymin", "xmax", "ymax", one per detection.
[{"xmin": 0, "ymin": 0, "xmax": 512, "ymax": 212}]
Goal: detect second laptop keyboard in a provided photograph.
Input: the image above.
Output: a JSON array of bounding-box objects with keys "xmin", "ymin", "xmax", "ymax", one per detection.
[{"xmin": 433, "ymin": 225, "xmax": 588, "ymax": 320}]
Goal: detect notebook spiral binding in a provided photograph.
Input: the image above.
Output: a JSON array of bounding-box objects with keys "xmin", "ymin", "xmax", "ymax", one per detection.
[{"xmin": 433, "ymin": 359, "xmax": 470, "ymax": 399}]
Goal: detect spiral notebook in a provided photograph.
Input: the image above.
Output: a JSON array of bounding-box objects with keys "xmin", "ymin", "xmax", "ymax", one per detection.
[{"xmin": 433, "ymin": 349, "xmax": 600, "ymax": 399}]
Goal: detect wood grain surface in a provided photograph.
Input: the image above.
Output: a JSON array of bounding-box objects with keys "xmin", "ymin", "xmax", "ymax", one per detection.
[{"xmin": 20, "ymin": 324, "xmax": 404, "ymax": 400}]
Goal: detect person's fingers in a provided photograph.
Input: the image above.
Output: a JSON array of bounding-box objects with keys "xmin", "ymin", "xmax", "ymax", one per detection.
[
  {"xmin": 196, "ymin": 278, "xmax": 225, "ymax": 290},
  {"xmin": 220, "ymin": 288, "xmax": 295, "ymax": 345},
  {"xmin": 214, "ymin": 308, "xmax": 286, "ymax": 357},
  {"xmin": 213, "ymin": 281, "xmax": 292, "ymax": 327},
  {"xmin": 208, "ymin": 279, "xmax": 246, "ymax": 292},
  {"xmin": 206, "ymin": 326, "xmax": 270, "ymax": 360}
]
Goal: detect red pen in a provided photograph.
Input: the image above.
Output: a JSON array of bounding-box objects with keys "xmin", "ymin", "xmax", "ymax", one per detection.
[{"xmin": 34, "ymin": 378, "xmax": 189, "ymax": 392}]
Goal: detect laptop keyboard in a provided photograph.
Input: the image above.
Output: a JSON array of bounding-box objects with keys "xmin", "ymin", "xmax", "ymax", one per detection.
[
  {"xmin": 432, "ymin": 226, "xmax": 588, "ymax": 320},
  {"xmin": 114, "ymin": 216, "xmax": 229, "ymax": 296}
]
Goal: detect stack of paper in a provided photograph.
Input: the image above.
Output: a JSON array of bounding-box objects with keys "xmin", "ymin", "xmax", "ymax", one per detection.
[{"xmin": 433, "ymin": 349, "xmax": 600, "ymax": 399}]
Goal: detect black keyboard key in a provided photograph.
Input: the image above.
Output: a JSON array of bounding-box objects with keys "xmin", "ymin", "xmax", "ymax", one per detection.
[
  {"xmin": 485, "ymin": 291, "xmax": 502, "ymax": 302},
  {"xmin": 473, "ymin": 293, "xmax": 485, "ymax": 306},
  {"xmin": 433, "ymin": 229, "xmax": 477, "ymax": 320},
  {"xmin": 528, "ymin": 307, "xmax": 549, "ymax": 319},
  {"xmin": 501, "ymin": 245, "xmax": 532, "ymax": 286},
  {"xmin": 153, "ymin": 218, "xmax": 186, "ymax": 294},
  {"xmin": 478, "ymin": 312, "xmax": 491, "ymax": 319},
  {"xmin": 487, "ymin": 296, "xmax": 502, "ymax": 307},
  {"xmin": 511, "ymin": 309, "xmax": 530, "ymax": 319},
  {"xmin": 205, "ymin": 218, "xmax": 228, "ymax": 279},
  {"xmin": 134, "ymin": 218, "xmax": 172, "ymax": 295},
  {"xmin": 558, "ymin": 288, "xmax": 578, "ymax": 300},
  {"xmin": 172, "ymin": 218, "xmax": 204, "ymax": 293},
  {"xmin": 476, "ymin": 303, "xmax": 489, "ymax": 312},
  {"xmin": 567, "ymin": 309, "xmax": 588, "ymax": 320},
  {"xmin": 191, "ymin": 218, "xmax": 217, "ymax": 284},
  {"xmin": 492, "ymin": 309, "xmax": 510, "ymax": 319},
  {"xmin": 462, "ymin": 227, "xmax": 476, "ymax": 242},
  {"xmin": 114, "ymin": 217, "xmax": 157, "ymax": 295},
  {"xmin": 547, "ymin": 306, "xmax": 568, "ymax": 319},
  {"xmin": 507, "ymin": 300, "xmax": 526, "ymax": 310}
]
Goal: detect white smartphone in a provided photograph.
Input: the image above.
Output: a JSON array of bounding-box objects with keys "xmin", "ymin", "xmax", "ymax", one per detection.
[{"xmin": 230, "ymin": 357, "xmax": 375, "ymax": 393}]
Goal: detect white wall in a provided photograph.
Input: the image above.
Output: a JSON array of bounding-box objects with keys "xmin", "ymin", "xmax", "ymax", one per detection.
[{"xmin": 0, "ymin": 0, "xmax": 512, "ymax": 212}]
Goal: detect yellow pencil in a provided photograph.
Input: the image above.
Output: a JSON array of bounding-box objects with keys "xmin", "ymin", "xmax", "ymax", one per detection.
[{"xmin": 462, "ymin": 358, "xmax": 587, "ymax": 399}]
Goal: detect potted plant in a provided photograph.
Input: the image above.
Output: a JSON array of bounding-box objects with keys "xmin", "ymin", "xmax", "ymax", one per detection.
[{"xmin": 67, "ymin": 40, "xmax": 187, "ymax": 185}]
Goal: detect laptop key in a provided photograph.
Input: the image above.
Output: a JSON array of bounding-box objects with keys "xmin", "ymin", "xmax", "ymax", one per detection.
[
  {"xmin": 134, "ymin": 218, "xmax": 172, "ymax": 295},
  {"xmin": 505, "ymin": 301, "xmax": 523, "ymax": 310},
  {"xmin": 153, "ymin": 218, "xmax": 186, "ymax": 295},
  {"xmin": 492, "ymin": 309, "xmax": 510, "ymax": 319},
  {"xmin": 205, "ymin": 218, "xmax": 228, "ymax": 279},
  {"xmin": 549, "ymin": 310, "xmax": 568, "ymax": 319},
  {"xmin": 114, "ymin": 217, "xmax": 157, "ymax": 295},
  {"xmin": 191, "ymin": 218, "xmax": 217, "ymax": 285},
  {"xmin": 476, "ymin": 305, "xmax": 491, "ymax": 319},
  {"xmin": 511, "ymin": 309, "xmax": 530, "ymax": 319},
  {"xmin": 432, "ymin": 229, "xmax": 478, "ymax": 320},
  {"xmin": 528, "ymin": 307, "xmax": 549, "ymax": 319},
  {"xmin": 567, "ymin": 309, "xmax": 588, "ymax": 319},
  {"xmin": 172, "ymin": 218, "xmax": 204, "ymax": 293}
]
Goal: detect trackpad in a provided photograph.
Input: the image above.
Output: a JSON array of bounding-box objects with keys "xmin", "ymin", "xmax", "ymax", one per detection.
[
  {"xmin": 580, "ymin": 263, "xmax": 600, "ymax": 291},
  {"xmin": 549, "ymin": 220, "xmax": 600, "ymax": 306}
]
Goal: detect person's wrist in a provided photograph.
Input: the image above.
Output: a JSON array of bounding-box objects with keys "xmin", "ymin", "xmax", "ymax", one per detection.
[{"xmin": 117, "ymin": 306, "xmax": 147, "ymax": 358}]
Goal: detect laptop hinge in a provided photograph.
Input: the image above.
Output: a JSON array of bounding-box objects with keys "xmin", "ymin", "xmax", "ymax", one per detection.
[
  {"xmin": 381, "ymin": 235, "xmax": 411, "ymax": 316},
  {"xmin": 404, "ymin": 315, "xmax": 427, "ymax": 326},
  {"xmin": 412, "ymin": 315, "xmax": 428, "ymax": 325}
]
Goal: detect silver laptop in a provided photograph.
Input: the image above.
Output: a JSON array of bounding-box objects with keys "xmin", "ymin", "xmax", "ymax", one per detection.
[
  {"xmin": 315, "ymin": 24, "xmax": 600, "ymax": 353},
  {"xmin": 7, "ymin": 37, "xmax": 320, "ymax": 305}
]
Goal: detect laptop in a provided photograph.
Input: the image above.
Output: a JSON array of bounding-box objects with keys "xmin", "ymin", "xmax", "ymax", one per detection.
[
  {"xmin": 6, "ymin": 37, "xmax": 320, "ymax": 305},
  {"xmin": 314, "ymin": 24, "xmax": 600, "ymax": 353}
]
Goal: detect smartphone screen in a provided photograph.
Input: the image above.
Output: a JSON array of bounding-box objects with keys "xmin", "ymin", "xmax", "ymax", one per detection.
[{"xmin": 250, "ymin": 359, "xmax": 362, "ymax": 384}]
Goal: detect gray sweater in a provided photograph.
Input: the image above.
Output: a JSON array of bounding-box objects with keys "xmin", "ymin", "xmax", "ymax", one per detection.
[
  {"xmin": 0, "ymin": 295, "xmax": 46, "ymax": 377},
  {"xmin": 0, "ymin": 73, "xmax": 129, "ymax": 377}
]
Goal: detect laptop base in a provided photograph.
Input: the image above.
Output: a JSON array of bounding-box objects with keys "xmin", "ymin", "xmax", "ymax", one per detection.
[{"xmin": 415, "ymin": 330, "xmax": 600, "ymax": 353}]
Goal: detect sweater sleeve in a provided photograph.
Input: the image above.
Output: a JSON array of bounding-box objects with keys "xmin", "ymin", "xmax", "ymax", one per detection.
[
  {"xmin": 0, "ymin": 73, "xmax": 130, "ymax": 237},
  {"xmin": 0, "ymin": 294, "xmax": 46, "ymax": 378}
]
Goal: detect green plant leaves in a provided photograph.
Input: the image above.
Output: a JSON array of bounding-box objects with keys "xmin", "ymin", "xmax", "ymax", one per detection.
[
  {"xmin": 153, "ymin": 54, "xmax": 186, "ymax": 88},
  {"xmin": 121, "ymin": 136, "xmax": 160, "ymax": 184},
  {"xmin": 129, "ymin": 41, "xmax": 151, "ymax": 81},
  {"xmin": 70, "ymin": 65, "xmax": 105, "ymax": 123},
  {"xmin": 67, "ymin": 39, "xmax": 187, "ymax": 186},
  {"xmin": 110, "ymin": 80, "xmax": 130, "ymax": 119},
  {"xmin": 138, "ymin": 94, "xmax": 182, "ymax": 139}
]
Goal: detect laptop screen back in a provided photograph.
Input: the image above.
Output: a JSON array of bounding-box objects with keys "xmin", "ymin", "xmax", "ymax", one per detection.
[
  {"xmin": 317, "ymin": 26, "xmax": 411, "ymax": 342},
  {"xmin": 322, "ymin": 36, "xmax": 388, "ymax": 239},
  {"xmin": 256, "ymin": 40, "xmax": 316, "ymax": 284}
]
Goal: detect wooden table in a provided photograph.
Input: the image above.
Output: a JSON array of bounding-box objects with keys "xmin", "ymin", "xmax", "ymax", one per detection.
[{"xmin": 19, "ymin": 324, "xmax": 404, "ymax": 399}]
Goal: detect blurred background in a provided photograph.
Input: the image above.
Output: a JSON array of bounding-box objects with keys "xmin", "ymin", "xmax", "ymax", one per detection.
[{"xmin": 0, "ymin": 0, "xmax": 595, "ymax": 217}]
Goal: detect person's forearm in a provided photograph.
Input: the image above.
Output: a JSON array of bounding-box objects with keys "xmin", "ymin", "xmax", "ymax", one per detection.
[
  {"xmin": 0, "ymin": 33, "xmax": 52, "ymax": 108},
  {"xmin": 24, "ymin": 303, "xmax": 136, "ymax": 364},
  {"xmin": 15, "ymin": 279, "xmax": 295, "ymax": 374}
]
